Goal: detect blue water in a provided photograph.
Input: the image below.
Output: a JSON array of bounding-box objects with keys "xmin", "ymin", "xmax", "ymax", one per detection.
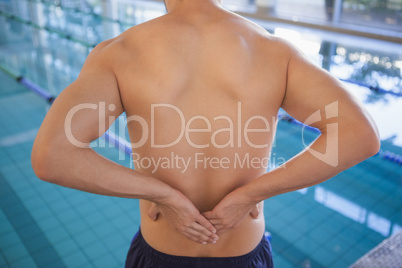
[{"xmin": 0, "ymin": 1, "xmax": 401, "ymax": 267}]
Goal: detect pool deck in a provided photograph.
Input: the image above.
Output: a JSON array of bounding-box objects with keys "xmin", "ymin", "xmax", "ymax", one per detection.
[{"xmin": 350, "ymin": 230, "xmax": 402, "ymax": 268}]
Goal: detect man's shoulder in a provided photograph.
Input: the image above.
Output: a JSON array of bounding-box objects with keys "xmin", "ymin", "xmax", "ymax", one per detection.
[
  {"xmin": 106, "ymin": 15, "xmax": 175, "ymax": 52},
  {"xmin": 223, "ymin": 13, "xmax": 292, "ymax": 50},
  {"xmin": 92, "ymin": 19, "xmax": 160, "ymax": 56},
  {"xmin": 122, "ymin": 14, "xmax": 173, "ymax": 37},
  {"xmin": 95, "ymin": 12, "xmax": 294, "ymax": 62}
]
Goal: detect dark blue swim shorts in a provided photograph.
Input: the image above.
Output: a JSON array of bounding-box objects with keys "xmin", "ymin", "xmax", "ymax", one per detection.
[{"xmin": 125, "ymin": 229, "xmax": 274, "ymax": 268}]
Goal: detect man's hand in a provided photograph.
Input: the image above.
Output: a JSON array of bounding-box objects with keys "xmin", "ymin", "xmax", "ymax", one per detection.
[
  {"xmin": 203, "ymin": 188, "xmax": 260, "ymax": 235},
  {"xmin": 147, "ymin": 189, "xmax": 219, "ymax": 244}
]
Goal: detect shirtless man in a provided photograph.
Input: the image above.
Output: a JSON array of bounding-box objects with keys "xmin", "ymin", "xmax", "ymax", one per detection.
[{"xmin": 31, "ymin": 0, "xmax": 380, "ymax": 267}]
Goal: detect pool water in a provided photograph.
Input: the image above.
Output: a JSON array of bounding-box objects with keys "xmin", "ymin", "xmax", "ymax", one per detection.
[{"xmin": 0, "ymin": 1, "xmax": 401, "ymax": 267}]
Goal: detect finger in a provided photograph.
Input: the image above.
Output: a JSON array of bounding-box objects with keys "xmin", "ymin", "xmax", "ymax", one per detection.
[
  {"xmin": 191, "ymin": 222, "xmax": 219, "ymax": 241},
  {"xmin": 182, "ymin": 232, "xmax": 207, "ymax": 244},
  {"xmin": 250, "ymin": 205, "xmax": 259, "ymax": 219},
  {"xmin": 212, "ymin": 223, "xmax": 228, "ymax": 233},
  {"xmin": 196, "ymin": 214, "xmax": 217, "ymax": 234},
  {"xmin": 186, "ymin": 225, "xmax": 217, "ymax": 244},
  {"xmin": 202, "ymin": 211, "xmax": 217, "ymax": 220},
  {"xmin": 209, "ymin": 219, "xmax": 223, "ymax": 226}
]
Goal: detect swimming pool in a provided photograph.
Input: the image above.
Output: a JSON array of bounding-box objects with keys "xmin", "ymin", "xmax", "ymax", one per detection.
[{"xmin": 0, "ymin": 1, "xmax": 401, "ymax": 267}]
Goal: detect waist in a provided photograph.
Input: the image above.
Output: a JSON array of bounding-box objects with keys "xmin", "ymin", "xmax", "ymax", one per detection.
[
  {"xmin": 130, "ymin": 228, "xmax": 271, "ymax": 267},
  {"xmin": 139, "ymin": 200, "xmax": 266, "ymax": 257}
]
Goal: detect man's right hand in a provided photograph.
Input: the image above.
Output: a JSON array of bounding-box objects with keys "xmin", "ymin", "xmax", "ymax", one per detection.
[{"xmin": 147, "ymin": 189, "xmax": 219, "ymax": 244}]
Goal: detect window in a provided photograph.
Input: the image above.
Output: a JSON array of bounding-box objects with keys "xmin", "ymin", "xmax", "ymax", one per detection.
[{"xmin": 340, "ymin": 0, "xmax": 402, "ymax": 32}]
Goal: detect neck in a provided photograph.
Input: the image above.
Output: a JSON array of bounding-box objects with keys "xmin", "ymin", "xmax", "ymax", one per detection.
[{"xmin": 164, "ymin": 0, "xmax": 223, "ymax": 12}]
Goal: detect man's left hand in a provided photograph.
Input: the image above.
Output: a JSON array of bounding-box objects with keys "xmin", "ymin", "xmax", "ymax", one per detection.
[{"xmin": 203, "ymin": 188, "xmax": 260, "ymax": 235}]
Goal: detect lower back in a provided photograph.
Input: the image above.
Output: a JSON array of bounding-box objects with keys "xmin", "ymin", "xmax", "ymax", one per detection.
[{"xmin": 139, "ymin": 199, "xmax": 266, "ymax": 257}]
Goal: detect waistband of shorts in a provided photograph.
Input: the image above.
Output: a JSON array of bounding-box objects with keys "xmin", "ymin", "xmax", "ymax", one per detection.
[{"xmin": 135, "ymin": 228, "xmax": 268, "ymax": 266}]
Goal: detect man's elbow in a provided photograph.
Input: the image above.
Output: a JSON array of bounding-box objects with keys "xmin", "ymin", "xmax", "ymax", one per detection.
[
  {"xmin": 31, "ymin": 142, "xmax": 58, "ymax": 182},
  {"xmin": 355, "ymin": 123, "xmax": 381, "ymax": 159},
  {"xmin": 367, "ymin": 132, "xmax": 381, "ymax": 157}
]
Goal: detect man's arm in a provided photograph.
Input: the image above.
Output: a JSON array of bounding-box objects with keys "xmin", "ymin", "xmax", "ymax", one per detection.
[
  {"xmin": 205, "ymin": 40, "xmax": 380, "ymax": 233},
  {"xmin": 242, "ymin": 42, "xmax": 380, "ymax": 200},
  {"xmin": 31, "ymin": 40, "xmax": 217, "ymax": 244}
]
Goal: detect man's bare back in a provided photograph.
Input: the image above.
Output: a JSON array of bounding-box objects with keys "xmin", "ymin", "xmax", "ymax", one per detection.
[
  {"xmin": 114, "ymin": 2, "xmax": 287, "ymax": 257},
  {"xmin": 31, "ymin": 0, "xmax": 380, "ymax": 264}
]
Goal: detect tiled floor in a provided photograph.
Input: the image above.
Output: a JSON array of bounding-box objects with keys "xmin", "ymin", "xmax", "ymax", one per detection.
[
  {"xmin": 1, "ymin": 69, "xmax": 401, "ymax": 267},
  {"xmin": 266, "ymin": 121, "xmax": 402, "ymax": 267},
  {"xmin": 0, "ymin": 72, "xmax": 140, "ymax": 267}
]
